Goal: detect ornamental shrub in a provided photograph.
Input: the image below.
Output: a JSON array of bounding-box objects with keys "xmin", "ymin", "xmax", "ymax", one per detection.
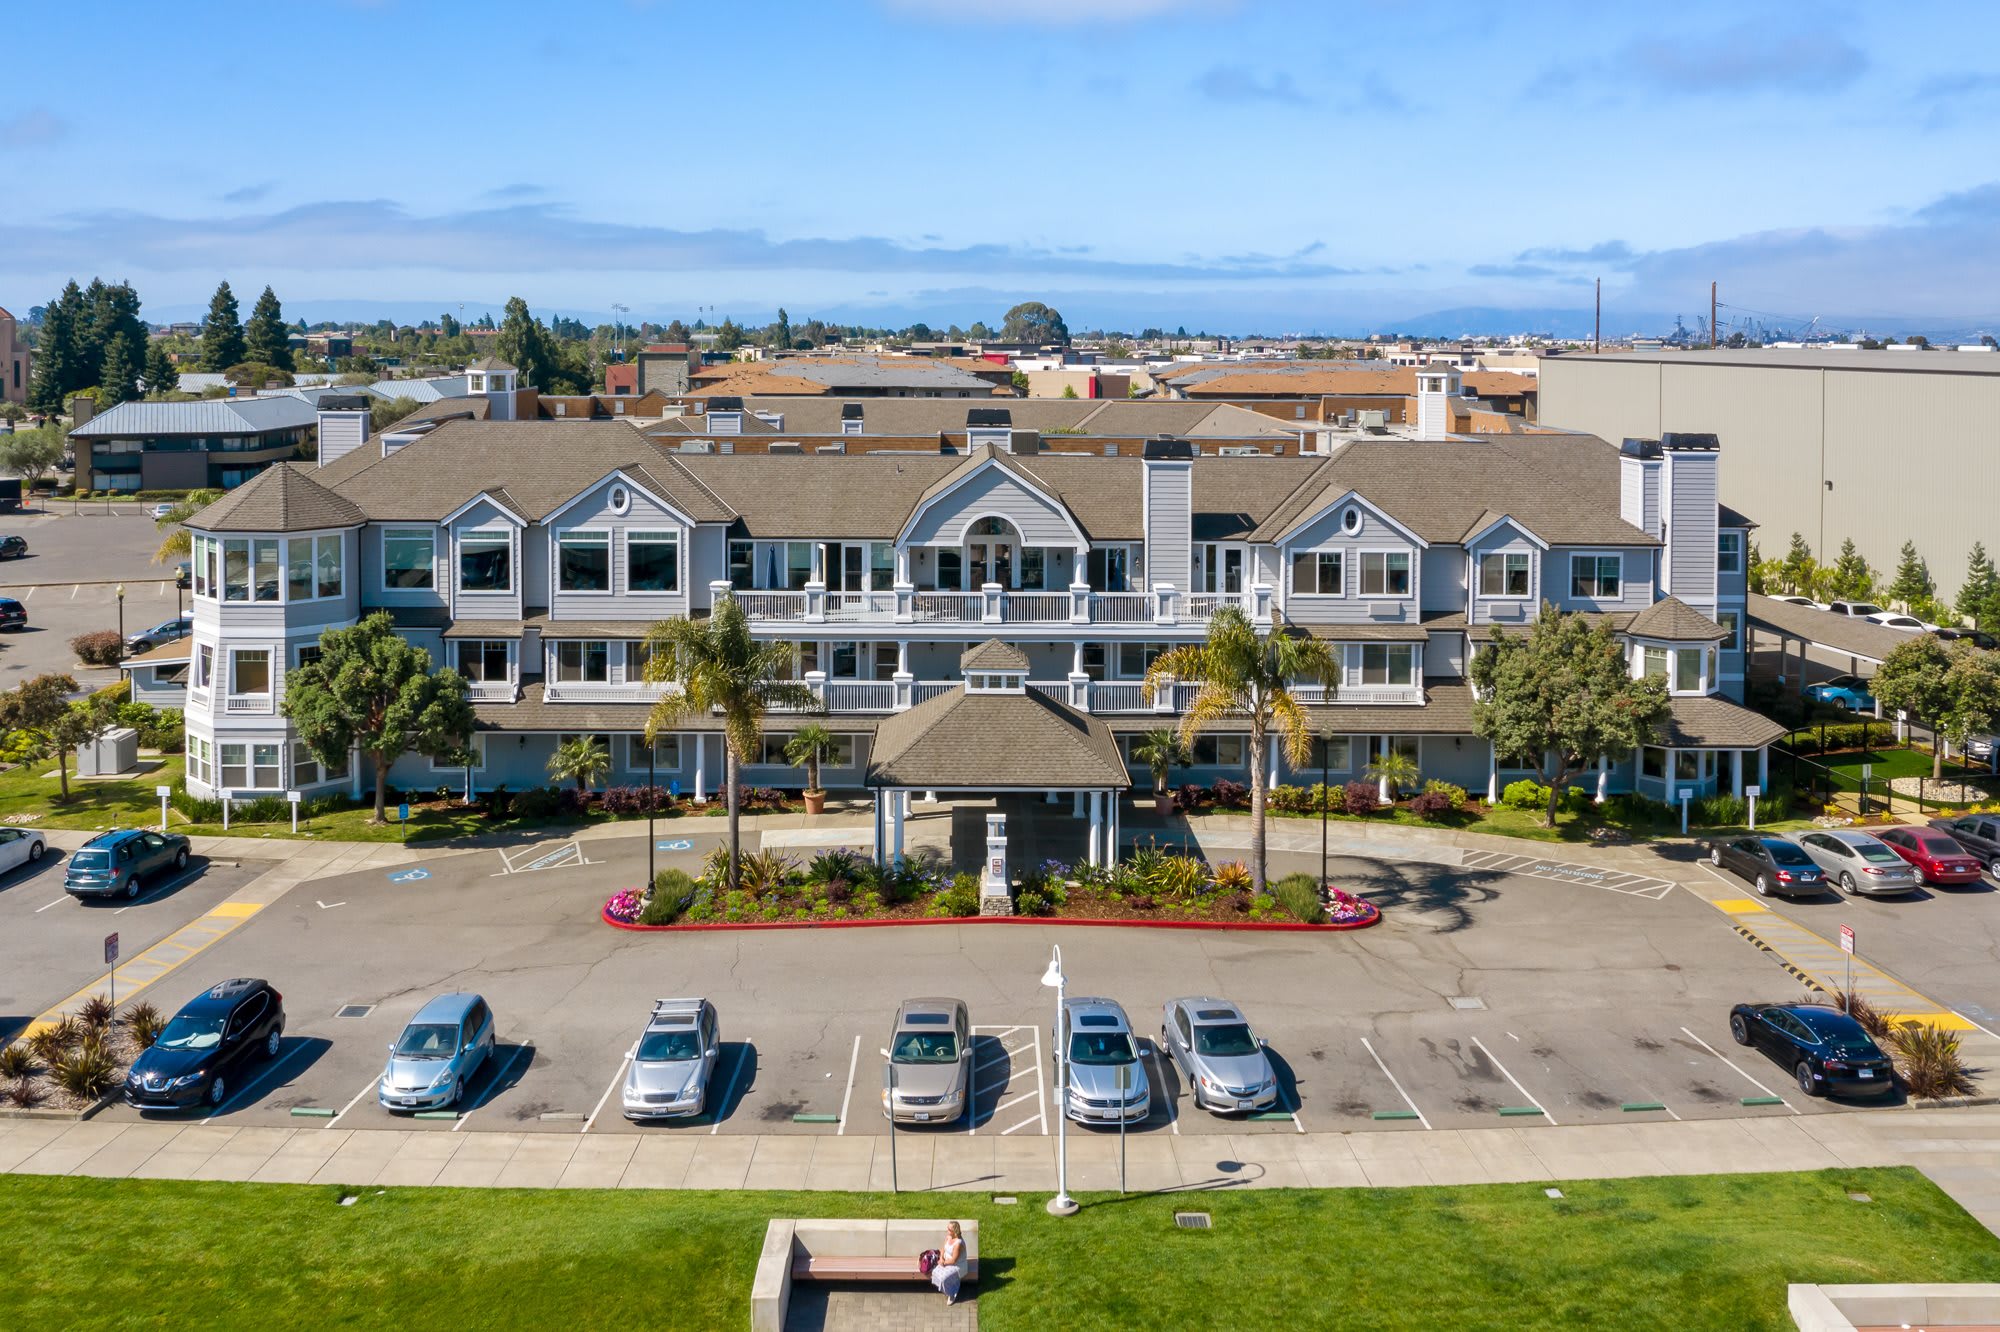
[
  {"xmin": 1340, "ymin": 781, "xmax": 1379, "ymax": 815},
  {"xmin": 1270, "ymin": 872, "xmax": 1326, "ymax": 924},
  {"xmin": 1210, "ymin": 777, "xmax": 1248, "ymax": 809},
  {"xmin": 70, "ymin": 631, "xmax": 124, "ymax": 666},
  {"xmin": 1421, "ymin": 779, "xmax": 1468, "ymax": 808},
  {"xmin": 1172, "ymin": 783, "xmax": 1206, "ymax": 813},
  {"xmin": 1407, "ymin": 791, "xmax": 1455, "ymax": 820},
  {"xmin": 1502, "ymin": 778, "xmax": 1550, "ymax": 810},
  {"xmin": 640, "ymin": 869, "xmax": 699, "ymax": 925}
]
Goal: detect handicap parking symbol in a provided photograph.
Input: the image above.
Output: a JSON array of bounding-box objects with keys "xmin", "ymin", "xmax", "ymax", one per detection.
[
  {"xmin": 387, "ymin": 867, "xmax": 431, "ymax": 883},
  {"xmin": 657, "ymin": 839, "xmax": 693, "ymax": 852}
]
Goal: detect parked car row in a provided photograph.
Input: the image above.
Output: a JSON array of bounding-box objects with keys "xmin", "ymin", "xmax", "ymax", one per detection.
[
  {"xmin": 1768, "ymin": 595, "xmax": 1997, "ymax": 644},
  {"xmin": 1707, "ymin": 820, "xmax": 1995, "ymax": 898}
]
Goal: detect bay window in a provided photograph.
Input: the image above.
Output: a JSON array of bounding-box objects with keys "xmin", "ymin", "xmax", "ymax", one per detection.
[
  {"xmin": 223, "ymin": 539, "xmax": 250, "ymax": 601},
  {"xmin": 282, "ymin": 535, "xmax": 346, "ymax": 602},
  {"xmin": 252, "ymin": 540, "xmax": 280, "ymax": 602},
  {"xmin": 1674, "ymin": 647, "xmax": 1703, "ymax": 693},
  {"xmin": 558, "ymin": 530, "xmax": 611, "ymax": 592},
  {"xmin": 626, "ymin": 530, "xmax": 679, "ymax": 593}
]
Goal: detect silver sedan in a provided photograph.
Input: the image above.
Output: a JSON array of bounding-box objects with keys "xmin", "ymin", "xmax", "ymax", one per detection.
[
  {"xmin": 1794, "ymin": 831, "xmax": 1922, "ymax": 896},
  {"xmin": 1159, "ymin": 996, "xmax": 1279, "ymax": 1114}
]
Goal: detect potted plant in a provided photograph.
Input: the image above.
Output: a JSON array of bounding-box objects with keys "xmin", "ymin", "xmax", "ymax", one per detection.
[
  {"xmin": 784, "ymin": 723, "xmax": 835, "ymax": 816},
  {"xmin": 1131, "ymin": 728, "xmax": 1187, "ymax": 815}
]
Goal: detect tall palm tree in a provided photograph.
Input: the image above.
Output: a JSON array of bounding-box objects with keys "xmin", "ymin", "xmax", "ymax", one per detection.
[
  {"xmin": 1143, "ymin": 607, "xmax": 1337, "ymax": 893},
  {"xmin": 642, "ymin": 597, "xmax": 819, "ymax": 891},
  {"xmin": 152, "ymin": 488, "xmax": 221, "ymax": 566},
  {"xmin": 548, "ymin": 736, "xmax": 611, "ymax": 793}
]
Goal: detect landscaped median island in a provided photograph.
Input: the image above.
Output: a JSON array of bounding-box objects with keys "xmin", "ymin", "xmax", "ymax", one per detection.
[
  {"xmin": 603, "ymin": 845, "xmax": 1376, "ymax": 929},
  {"xmin": 2, "ymin": 1169, "xmax": 1996, "ymax": 1329}
]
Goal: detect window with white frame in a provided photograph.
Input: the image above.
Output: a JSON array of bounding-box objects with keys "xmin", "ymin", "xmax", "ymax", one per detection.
[
  {"xmin": 1359, "ymin": 643, "xmax": 1416, "ymax": 686},
  {"xmin": 756, "ymin": 732, "xmax": 855, "ymax": 767},
  {"xmin": 1570, "ymin": 553, "xmax": 1622, "ymax": 599},
  {"xmin": 459, "ymin": 530, "xmax": 512, "ymax": 592},
  {"xmin": 1367, "ymin": 735, "xmax": 1420, "ymax": 767},
  {"xmin": 1479, "ymin": 552, "xmax": 1531, "ymax": 598},
  {"xmin": 430, "ymin": 735, "xmax": 486, "ymax": 771},
  {"xmin": 1675, "ymin": 750, "xmax": 1701, "ymax": 783},
  {"xmin": 1718, "ymin": 610, "xmax": 1741, "ymax": 652},
  {"xmin": 1117, "ymin": 642, "xmax": 1168, "ymax": 678},
  {"xmin": 627, "ymin": 640, "xmax": 655, "ymax": 682},
  {"xmin": 1674, "ymin": 647, "xmax": 1703, "ymax": 693},
  {"xmin": 1319, "ymin": 736, "xmax": 1352, "ymax": 771},
  {"xmin": 1190, "ymin": 735, "xmax": 1247, "ymax": 767},
  {"xmin": 383, "ymin": 528, "xmax": 435, "ymax": 589},
  {"xmin": 626, "ymin": 530, "xmax": 680, "ymax": 593},
  {"xmin": 554, "ymin": 641, "xmax": 609, "ymax": 683},
  {"xmin": 628, "ymin": 734, "xmax": 680, "ymax": 770},
  {"xmin": 1088, "ymin": 545, "xmax": 1136, "ymax": 592},
  {"xmin": 219, "ymin": 743, "xmax": 246, "ymax": 790},
  {"xmin": 558, "ymin": 530, "xmax": 611, "ymax": 592},
  {"xmin": 456, "ymin": 640, "xmax": 510, "ymax": 683},
  {"xmin": 192, "ymin": 643, "xmax": 213, "ymax": 691},
  {"xmin": 728, "ymin": 539, "xmax": 754, "ymax": 590},
  {"xmin": 230, "ymin": 648, "xmax": 271, "ymax": 697},
  {"xmin": 296, "ymin": 643, "xmax": 321, "ymax": 670},
  {"xmin": 186, "ymin": 734, "xmax": 211, "ymax": 784},
  {"xmin": 292, "ymin": 741, "xmax": 322, "ymax": 787},
  {"xmin": 219, "ymin": 742, "xmax": 281, "ymax": 791},
  {"xmin": 1359, "ymin": 551, "xmax": 1412, "ymax": 597},
  {"xmin": 1292, "ymin": 550, "xmax": 1344, "ymax": 596},
  {"xmin": 285, "ymin": 535, "xmax": 343, "ymax": 601},
  {"xmin": 221, "ymin": 538, "xmax": 281, "ymax": 601},
  {"xmin": 1642, "ymin": 646, "xmax": 1668, "ymax": 679},
  {"xmin": 1717, "ymin": 532, "xmax": 1742, "ymax": 575}
]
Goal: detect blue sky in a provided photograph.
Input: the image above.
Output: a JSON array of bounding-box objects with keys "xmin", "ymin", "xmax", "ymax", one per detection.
[{"xmin": 5, "ymin": 0, "xmax": 1999, "ymax": 334}]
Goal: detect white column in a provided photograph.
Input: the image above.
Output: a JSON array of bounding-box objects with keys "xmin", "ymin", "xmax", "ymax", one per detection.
[
  {"xmin": 1759, "ymin": 746, "xmax": 1770, "ymax": 789},
  {"xmin": 897, "ymin": 639, "xmax": 910, "ymax": 673},
  {"xmin": 1047, "ymin": 789, "xmax": 1061, "ymax": 804},
  {"xmin": 889, "ymin": 789, "xmax": 905, "ymax": 864},
  {"xmin": 1072, "ymin": 790, "xmax": 1085, "ymax": 817},
  {"xmin": 1486, "ymin": 743, "xmax": 1499, "ymax": 804},
  {"xmin": 1072, "ymin": 641, "xmax": 1086, "ymax": 675},
  {"xmin": 1595, "ymin": 754, "xmax": 1609, "ymax": 804},
  {"xmin": 873, "ymin": 790, "xmax": 886, "ymax": 867},
  {"xmin": 1087, "ymin": 791, "xmax": 1103, "ymax": 866},
  {"xmin": 1732, "ymin": 749, "xmax": 1746, "ymax": 797},
  {"xmin": 1107, "ymin": 792, "xmax": 1120, "ymax": 864},
  {"xmin": 694, "ymin": 734, "xmax": 708, "ymax": 803},
  {"xmin": 1376, "ymin": 736, "xmax": 1391, "ymax": 802}
]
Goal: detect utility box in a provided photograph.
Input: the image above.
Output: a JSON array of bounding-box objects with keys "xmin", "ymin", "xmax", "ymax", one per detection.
[{"xmin": 78, "ymin": 727, "xmax": 139, "ymax": 777}]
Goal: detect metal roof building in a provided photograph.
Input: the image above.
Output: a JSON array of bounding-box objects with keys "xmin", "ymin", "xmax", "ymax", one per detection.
[{"xmin": 1539, "ymin": 348, "xmax": 2000, "ymax": 599}]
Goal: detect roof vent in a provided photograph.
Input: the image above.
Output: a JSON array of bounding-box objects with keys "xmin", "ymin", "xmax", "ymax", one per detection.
[
  {"xmin": 1142, "ymin": 436, "xmax": 1194, "ymax": 460},
  {"xmin": 815, "ymin": 443, "xmax": 847, "ymax": 454}
]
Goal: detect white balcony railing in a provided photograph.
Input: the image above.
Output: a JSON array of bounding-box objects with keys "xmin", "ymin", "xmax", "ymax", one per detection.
[
  {"xmin": 1008, "ymin": 592, "xmax": 1070, "ymax": 623},
  {"xmin": 719, "ymin": 583, "xmax": 1269, "ymax": 628},
  {"xmin": 826, "ymin": 591, "xmax": 896, "ymax": 622},
  {"xmin": 542, "ymin": 680, "xmax": 674, "ymax": 703},
  {"xmin": 1091, "ymin": 592, "xmax": 1151, "ymax": 623},
  {"xmin": 735, "ymin": 591, "xmax": 808, "ymax": 620},
  {"xmin": 911, "ymin": 681, "xmax": 956, "ymax": 705},
  {"xmin": 1089, "ymin": 682, "xmax": 1152, "ymax": 712},
  {"xmin": 1184, "ymin": 593, "xmax": 1227, "ymax": 620},
  {"xmin": 224, "ymin": 693, "xmax": 272, "ymax": 714},
  {"xmin": 912, "ymin": 591, "xmax": 983, "ymax": 622},
  {"xmin": 465, "ymin": 681, "xmax": 517, "ymax": 702},
  {"xmin": 824, "ymin": 680, "xmax": 897, "ymax": 711},
  {"xmin": 1027, "ymin": 680, "xmax": 1076, "ymax": 704}
]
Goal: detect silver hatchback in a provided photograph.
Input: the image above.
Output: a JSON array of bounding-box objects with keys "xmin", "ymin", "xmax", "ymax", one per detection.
[
  {"xmin": 623, "ymin": 998, "xmax": 720, "ymax": 1120},
  {"xmin": 881, "ymin": 998, "xmax": 971, "ymax": 1125},
  {"xmin": 1794, "ymin": 831, "xmax": 1922, "ymax": 896},
  {"xmin": 1159, "ymin": 997, "xmax": 1278, "ymax": 1115},
  {"xmin": 378, "ymin": 993, "xmax": 495, "ymax": 1111}
]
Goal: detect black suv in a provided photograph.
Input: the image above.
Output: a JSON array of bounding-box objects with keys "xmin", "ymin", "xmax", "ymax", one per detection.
[
  {"xmin": 0, "ymin": 535, "xmax": 26, "ymax": 559},
  {"xmin": 0, "ymin": 597, "xmax": 24, "ymax": 631},
  {"xmin": 1931, "ymin": 815, "xmax": 2000, "ymax": 872},
  {"xmin": 125, "ymin": 979, "xmax": 286, "ymax": 1111}
]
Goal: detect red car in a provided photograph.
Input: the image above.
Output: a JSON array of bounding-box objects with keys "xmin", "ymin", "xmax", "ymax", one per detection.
[{"xmin": 1875, "ymin": 825, "xmax": 1986, "ymax": 886}]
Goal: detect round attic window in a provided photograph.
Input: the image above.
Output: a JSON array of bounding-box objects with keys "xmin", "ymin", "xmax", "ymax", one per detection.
[
  {"xmin": 609, "ymin": 485, "xmax": 630, "ymax": 515},
  {"xmin": 1342, "ymin": 506, "xmax": 1361, "ymax": 535}
]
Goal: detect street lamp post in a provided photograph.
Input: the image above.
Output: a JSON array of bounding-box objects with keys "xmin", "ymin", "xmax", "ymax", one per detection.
[
  {"xmin": 1041, "ymin": 945, "xmax": 1078, "ymax": 1216},
  {"xmin": 647, "ymin": 737, "xmax": 658, "ymax": 888},
  {"xmin": 115, "ymin": 583, "xmax": 125, "ymax": 649},
  {"xmin": 1319, "ymin": 733, "xmax": 1331, "ymax": 893}
]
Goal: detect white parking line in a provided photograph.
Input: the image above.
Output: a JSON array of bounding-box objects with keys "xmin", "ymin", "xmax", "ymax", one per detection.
[
  {"xmin": 709, "ymin": 1045, "xmax": 748, "ymax": 1135},
  {"xmin": 583, "ymin": 1046, "xmax": 634, "ymax": 1133},
  {"xmin": 34, "ymin": 896, "xmax": 65, "ymax": 913},
  {"xmin": 212, "ymin": 1041, "xmax": 316, "ymax": 1116},
  {"xmin": 1679, "ymin": 1025, "xmax": 1800, "ymax": 1113},
  {"xmin": 1470, "ymin": 1034, "xmax": 1558, "ymax": 1125},
  {"xmin": 974, "ymin": 1023, "xmax": 1044, "ymax": 1137},
  {"xmin": 19, "ymin": 586, "xmax": 31, "ymax": 600},
  {"xmin": 1361, "ymin": 1036, "xmax": 1431, "ymax": 1130},
  {"xmin": 67, "ymin": 584, "xmax": 78, "ymax": 599},
  {"xmin": 835, "ymin": 1034, "xmax": 860, "ymax": 1135},
  {"xmin": 112, "ymin": 866, "xmax": 201, "ymax": 915},
  {"xmin": 992, "ymin": 1089, "xmax": 1040, "ymax": 1114},
  {"xmin": 453, "ymin": 1042, "xmax": 532, "ymax": 1131},
  {"xmin": 325, "ymin": 1073, "xmax": 380, "ymax": 1128}
]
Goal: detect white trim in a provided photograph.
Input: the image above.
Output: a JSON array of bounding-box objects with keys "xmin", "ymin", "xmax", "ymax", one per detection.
[
  {"xmin": 378, "ymin": 524, "xmax": 439, "ymax": 594},
  {"xmin": 1278, "ymin": 488, "xmax": 1430, "ymax": 549},
  {"xmin": 1567, "ymin": 550, "xmax": 1625, "ymax": 600},
  {"xmin": 440, "ymin": 491, "xmax": 528, "ymax": 529},
  {"xmin": 1463, "ymin": 513, "xmax": 1549, "ymax": 551},
  {"xmin": 1288, "ymin": 547, "xmax": 1346, "ymax": 598},
  {"xmin": 539, "ymin": 466, "xmax": 698, "ymax": 530},
  {"xmin": 554, "ymin": 527, "xmax": 614, "ymax": 597},
  {"xmin": 1356, "ymin": 548, "xmax": 1415, "ymax": 600},
  {"xmin": 1476, "ymin": 550, "xmax": 1533, "ymax": 600},
  {"xmin": 894, "ymin": 454, "xmax": 1088, "ymax": 549}
]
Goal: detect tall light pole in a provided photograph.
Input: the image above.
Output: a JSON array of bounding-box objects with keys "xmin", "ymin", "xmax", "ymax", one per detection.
[
  {"xmin": 115, "ymin": 583, "xmax": 125, "ymax": 649},
  {"xmin": 647, "ymin": 737, "xmax": 657, "ymax": 888},
  {"xmin": 1041, "ymin": 945, "xmax": 1077, "ymax": 1216},
  {"xmin": 1319, "ymin": 732, "xmax": 1331, "ymax": 894}
]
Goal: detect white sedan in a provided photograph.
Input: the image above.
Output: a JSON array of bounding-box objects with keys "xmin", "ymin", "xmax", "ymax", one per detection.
[{"xmin": 0, "ymin": 827, "xmax": 48, "ymax": 874}]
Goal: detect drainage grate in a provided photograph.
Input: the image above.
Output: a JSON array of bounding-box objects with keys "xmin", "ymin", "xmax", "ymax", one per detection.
[
  {"xmin": 1173, "ymin": 1212, "xmax": 1212, "ymax": 1230},
  {"xmin": 1447, "ymin": 996, "xmax": 1487, "ymax": 1011},
  {"xmin": 335, "ymin": 1004, "xmax": 375, "ymax": 1019}
]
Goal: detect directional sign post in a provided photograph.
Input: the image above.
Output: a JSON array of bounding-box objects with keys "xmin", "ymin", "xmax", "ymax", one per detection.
[
  {"xmin": 220, "ymin": 790, "xmax": 233, "ymax": 832},
  {"xmin": 399, "ymin": 802, "xmax": 411, "ymax": 844},
  {"xmin": 156, "ymin": 784, "xmax": 171, "ymax": 833},
  {"xmin": 1746, "ymin": 784, "xmax": 1761, "ymax": 831},
  {"xmin": 287, "ymin": 789, "xmax": 301, "ymax": 834},
  {"xmin": 104, "ymin": 932, "xmax": 120, "ymax": 1011},
  {"xmin": 1679, "ymin": 790, "xmax": 1692, "ymax": 837}
]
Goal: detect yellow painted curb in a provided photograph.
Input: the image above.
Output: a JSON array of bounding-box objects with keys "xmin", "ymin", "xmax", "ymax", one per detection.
[
  {"xmin": 206, "ymin": 901, "xmax": 261, "ymax": 919},
  {"xmin": 1712, "ymin": 898, "xmax": 1765, "ymax": 915}
]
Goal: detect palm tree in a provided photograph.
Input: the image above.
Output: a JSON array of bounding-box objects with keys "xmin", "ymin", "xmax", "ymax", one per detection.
[
  {"xmin": 642, "ymin": 597, "xmax": 819, "ymax": 891},
  {"xmin": 783, "ymin": 722, "xmax": 836, "ymax": 814},
  {"xmin": 1364, "ymin": 748, "xmax": 1421, "ymax": 801},
  {"xmin": 1131, "ymin": 728, "xmax": 1186, "ymax": 802},
  {"xmin": 1143, "ymin": 606, "xmax": 1337, "ymax": 893},
  {"xmin": 152, "ymin": 488, "xmax": 221, "ymax": 566},
  {"xmin": 548, "ymin": 735, "xmax": 611, "ymax": 793}
]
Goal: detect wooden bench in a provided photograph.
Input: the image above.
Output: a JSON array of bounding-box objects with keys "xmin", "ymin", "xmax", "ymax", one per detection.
[{"xmin": 752, "ymin": 1219, "xmax": 980, "ymax": 1330}]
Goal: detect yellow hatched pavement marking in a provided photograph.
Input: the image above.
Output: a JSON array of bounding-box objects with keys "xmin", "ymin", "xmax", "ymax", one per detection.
[
  {"xmin": 23, "ymin": 902, "xmax": 276, "ymax": 1035},
  {"xmin": 1712, "ymin": 898, "xmax": 1764, "ymax": 915}
]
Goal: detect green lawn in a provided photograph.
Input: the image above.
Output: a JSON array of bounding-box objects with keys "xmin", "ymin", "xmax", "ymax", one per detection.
[{"xmin": 1, "ymin": 1169, "xmax": 1992, "ymax": 1329}]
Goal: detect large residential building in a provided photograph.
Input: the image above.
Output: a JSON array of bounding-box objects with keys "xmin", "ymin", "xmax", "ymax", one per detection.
[
  {"xmin": 1539, "ymin": 347, "xmax": 2000, "ymax": 598},
  {"xmin": 1153, "ymin": 362, "xmax": 1540, "ymax": 429},
  {"xmin": 70, "ymin": 396, "xmax": 320, "ymax": 491},
  {"xmin": 168, "ymin": 406, "xmax": 1773, "ymax": 836},
  {"xmin": 0, "ymin": 306, "xmax": 31, "ymax": 406},
  {"xmin": 684, "ymin": 355, "xmax": 1010, "ymax": 399}
]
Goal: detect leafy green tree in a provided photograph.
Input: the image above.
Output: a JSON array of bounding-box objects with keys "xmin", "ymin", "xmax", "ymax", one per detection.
[
  {"xmin": 1959, "ymin": 543, "xmax": 2000, "ymax": 629},
  {"xmin": 661, "ymin": 319, "xmax": 691, "ymax": 344},
  {"xmin": 0, "ymin": 674, "xmax": 109, "ymax": 803},
  {"xmin": 1747, "ymin": 540, "xmax": 1779, "ymax": 595},
  {"xmin": 1009, "ymin": 370, "xmax": 1029, "ymax": 393},
  {"xmin": 1000, "ymin": 301, "xmax": 1069, "ymax": 344},
  {"xmin": 142, "ymin": 340, "xmax": 179, "ymax": 395},
  {"xmin": 97, "ymin": 331, "xmax": 143, "ymax": 406},
  {"xmin": 494, "ymin": 296, "xmax": 565, "ymax": 391},
  {"xmin": 642, "ymin": 597, "xmax": 818, "ymax": 891},
  {"xmin": 281, "ymin": 613, "xmax": 476, "ymax": 822},
  {"xmin": 26, "ymin": 281, "xmax": 84, "ymax": 414},
  {"xmin": 968, "ymin": 321, "xmax": 992, "ymax": 341},
  {"xmin": 153, "ymin": 489, "xmax": 220, "ymax": 565},
  {"xmin": 1778, "ymin": 532, "xmax": 1818, "ymax": 597},
  {"xmin": 547, "ymin": 736, "xmax": 611, "ymax": 793},
  {"xmin": 438, "ymin": 312, "xmax": 460, "ymax": 337},
  {"xmin": 243, "ymin": 286, "xmax": 295, "ymax": 370},
  {"xmin": 1144, "ymin": 606, "xmax": 1338, "ymax": 892},
  {"xmin": 713, "ymin": 318, "xmax": 745, "ymax": 352},
  {"xmin": 1823, "ymin": 539, "xmax": 1877, "ymax": 602},
  {"xmin": 1887, "ymin": 540, "xmax": 1932, "ymax": 608},
  {"xmin": 223, "ymin": 362, "xmax": 293, "ymax": 388},
  {"xmin": 768, "ymin": 307, "xmax": 792, "ymax": 349},
  {"xmin": 1060, "ymin": 383, "xmax": 1079, "ymax": 399},
  {"xmin": 370, "ymin": 396, "xmax": 421, "ymax": 433},
  {"xmin": 1468, "ymin": 605, "xmax": 1672, "ymax": 827},
  {"xmin": 80, "ymin": 280, "xmax": 145, "ymax": 391},
  {"xmin": 783, "ymin": 722, "xmax": 836, "ymax": 795},
  {"xmin": 200, "ymin": 281, "xmax": 246, "ymax": 371},
  {"xmin": 0, "ymin": 425, "xmax": 67, "ymax": 488},
  {"xmin": 1872, "ymin": 637, "xmax": 2000, "ymax": 780}
]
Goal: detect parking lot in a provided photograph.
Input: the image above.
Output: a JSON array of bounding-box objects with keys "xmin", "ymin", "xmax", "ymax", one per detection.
[
  {"xmin": 62, "ymin": 829, "xmax": 1898, "ymax": 1143},
  {"xmin": 0, "ymin": 508, "xmax": 183, "ymax": 690}
]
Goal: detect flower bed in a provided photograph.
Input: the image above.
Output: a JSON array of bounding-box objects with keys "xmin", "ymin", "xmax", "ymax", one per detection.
[
  {"xmin": 601, "ymin": 845, "xmax": 1376, "ymax": 931},
  {"xmin": 2, "ymin": 997, "xmax": 156, "ymax": 1115}
]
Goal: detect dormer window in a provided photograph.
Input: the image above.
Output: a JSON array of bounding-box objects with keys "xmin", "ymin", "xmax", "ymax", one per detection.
[{"xmin": 966, "ymin": 671, "xmax": 1026, "ymax": 694}]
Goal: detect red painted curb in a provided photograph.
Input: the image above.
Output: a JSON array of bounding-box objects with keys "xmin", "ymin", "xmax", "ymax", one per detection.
[{"xmin": 601, "ymin": 902, "xmax": 1381, "ymax": 934}]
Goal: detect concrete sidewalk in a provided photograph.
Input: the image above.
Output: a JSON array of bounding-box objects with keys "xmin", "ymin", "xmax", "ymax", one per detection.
[{"xmin": 4, "ymin": 1106, "xmax": 1997, "ymax": 1226}]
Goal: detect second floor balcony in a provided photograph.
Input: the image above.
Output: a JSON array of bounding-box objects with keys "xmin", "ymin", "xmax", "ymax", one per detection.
[{"xmin": 711, "ymin": 581, "xmax": 1271, "ymax": 629}]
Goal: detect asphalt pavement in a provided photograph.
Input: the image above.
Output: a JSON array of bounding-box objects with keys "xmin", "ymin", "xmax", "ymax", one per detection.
[{"xmin": 0, "ymin": 507, "xmax": 184, "ymax": 689}]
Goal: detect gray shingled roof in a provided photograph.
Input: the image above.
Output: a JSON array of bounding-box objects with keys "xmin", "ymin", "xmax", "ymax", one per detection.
[
  {"xmin": 960, "ymin": 640, "xmax": 1029, "ymax": 672},
  {"xmin": 867, "ymin": 685, "xmax": 1129, "ymax": 790},
  {"xmin": 1658, "ymin": 696, "xmax": 1787, "ymax": 749},
  {"xmin": 69, "ymin": 395, "xmax": 319, "ymax": 438},
  {"xmin": 1626, "ymin": 596, "xmax": 1729, "ymax": 642},
  {"xmin": 184, "ymin": 463, "xmax": 369, "ymax": 533},
  {"xmin": 1105, "ymin": 679, "xmax": 1480, "ymax": 736}
]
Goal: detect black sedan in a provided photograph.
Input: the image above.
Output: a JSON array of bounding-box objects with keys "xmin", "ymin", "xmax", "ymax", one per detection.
[
  {"xmin": 1728, "ymin": 1002, "xmax": 1894, "ymax": 1098},
  {"xmin": 0, "ymin": 535, "xmax": 25, "ymax": 559},
  {"xmin": 124, "ymin": 978, "xmax": 286, "ymax": 1111},
  {"xmin": 1706, "ymin": 835, "xmax": 1826, "ymax": 897}
]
